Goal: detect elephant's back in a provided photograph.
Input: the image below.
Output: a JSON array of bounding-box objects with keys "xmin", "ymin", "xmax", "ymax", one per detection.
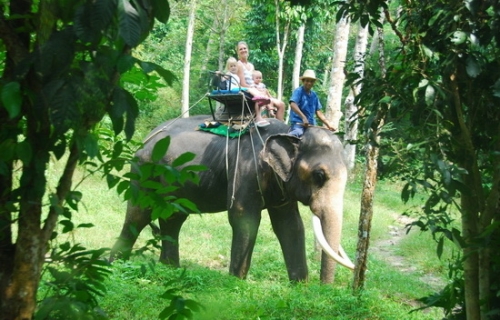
[{"xmin": 145, "ymin": 115, "xmax": 289, "ymax": 145}]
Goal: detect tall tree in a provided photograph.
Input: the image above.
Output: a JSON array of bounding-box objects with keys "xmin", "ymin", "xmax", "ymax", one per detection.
[
  {"xmin": 325, "ymin": 11, "xmax": 350, "ymax": 130},
  {"xmin": 344, "ymin": 21, "xmax": 368, "ymax": 169},
  {"xmin": 352, "ymin": 21, "xmax": 386, "ymax": 291},
  {"xmin": 274, "ymin": 0, "xmax": 292, "ymax": 101},
  {"xmin": 181, "ymin": 0, "xmax": 196, "ymax": 117},
  {"xmin": 0, "ymin": 0, "xmax": 173, "ymax": 318},
  {"xmin": 292, "ymin": 24, "xmax": 306, "ymax": 91}
]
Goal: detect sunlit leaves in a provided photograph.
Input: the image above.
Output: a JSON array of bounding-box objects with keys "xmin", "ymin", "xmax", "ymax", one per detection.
[{"xmin": 450, "ymin": 31, "xmax": 467, "ymax": 45}]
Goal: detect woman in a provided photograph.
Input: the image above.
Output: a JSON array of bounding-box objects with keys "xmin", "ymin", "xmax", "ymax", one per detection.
[{"xmin": 235, "ymin": 41, "xmax": 285, "ymax": 126}]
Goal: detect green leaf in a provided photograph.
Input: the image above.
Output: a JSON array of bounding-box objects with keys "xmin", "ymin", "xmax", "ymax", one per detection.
[
  {"xmin": 124, "ymin": 89, "xmax": 139, "ymax": 140},
  {"xmin": 421, "ymin": 44, "xmax": 435, "ymax": 59},
  {"xmin": 106, "ymin": 174, "xmax": 120, "ymax": 189},
  {"xmin": 465, "ymin": 56, "xmax": 480, "ymax": 78},
  {"xmin": 52, "ymin": 138, "xmax": 67, "ymax": 160},
  {"xmin": 1, "ymin": 82, "xmax": 22, "ymax": 119},
  {"xmin": 93, "ymin": 0, "xmax": 116, "ymax": 30},
  {"xmin": 117, "ymin": 180, "xmax": 130, "ymax": 195},
  {"xmin": 151, "ymin": 0, "xmax": 170, "ymax": 23},
  {"xmin": 139, "ymin": 61, "xmax": 177, "ymax": 86},
  {"xmin": 77, "ymin": 223, "xmax": 94, "ymax": 229},
  {"xmin": 437, "ymin": 236, "xmax": 444, "ymax": 259},
  {"xmin": 117, "ymin": 54, "xmax": 137, "ymax": 74},
  {"xmin": 152, "ymin": 137, "xmax": 170, "ymax": 163},
  {"xmin": 492, "ymin": 78, "xmax": 500, "ymax": 98},
  {"xmin": 118, "ymin": 0, "xmax": 142, "ymax": 47},
  {"xmin": 450, "ymin": 31, "xmax": 467, "ymax": 45},
  {"xmin": 66, "ymin": 191, "xmax": 83, "ymax": 210},
  {"xmin": 424, "ymin": 85, "xmax": 435, "ymax": 107},
  {"xmin": 174, "ymin": 198, "xmax": 198, "ymax": 213},
  {"xmin": 46, "ymin": 79, "xmax": 80, "ymax": 134},
  {"xmin": 159, "ymin": 304, "xmax": 176, "ymax": 319},
  {"xmin": 83, "ymin": 133, "xmax": 99, "ymax": 159},
  {"xmin": 60, "ymin": 220, "xmax": 75, "ymax": 233},
  {"xmin": 184, "ymin": 299, "xmax": 202, "ymax": 312},
  {"xmin": 110, "ymin": 88, "xmax": 127, "ymax": 135},
  {"xmin": 172, "ymin": 152, "xmax": 195, "ymax": 167},
  {"xmin": 16, "ymin": 140, "xmax": 32, "ymax": 163},
  {"xmin": 141, "ymin": 180, "xmax": 164, "ymax": 189},
  {"xmin": 0, "ymin": 139, "xmax": 15, "ymax": 162}
]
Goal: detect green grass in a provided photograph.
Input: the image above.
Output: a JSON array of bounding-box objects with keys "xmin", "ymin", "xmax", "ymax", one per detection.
[{"xmin": 44, "ymin": 167, "xmax": 447, "ymax": 319}]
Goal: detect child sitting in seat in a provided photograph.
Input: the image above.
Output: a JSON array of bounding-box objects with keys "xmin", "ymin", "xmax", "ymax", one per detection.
[
  {"xmin": 216, "ymin": 57, "xmax": 241, "ymax": 90},
  {"xmin": 252, "ymin": 70, "xmax": 285, "ymax": 121}
]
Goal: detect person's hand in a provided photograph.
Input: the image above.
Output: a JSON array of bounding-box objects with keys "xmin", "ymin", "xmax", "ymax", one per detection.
[
  {"xmin": 325, "ymin": 122, "xmax": 336, "ymax": 132},
  {"xmin": 302, "ymin": 118, "xmax": 310, "ymax": 127}
]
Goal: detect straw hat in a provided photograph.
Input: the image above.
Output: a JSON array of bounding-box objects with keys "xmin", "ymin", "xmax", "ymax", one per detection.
[{"xmin": 299, "ymin": 69, "xmax": 317, "ymax": 80}]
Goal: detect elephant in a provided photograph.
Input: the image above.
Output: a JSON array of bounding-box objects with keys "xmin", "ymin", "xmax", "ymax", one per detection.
[{"xmin": 110, "ymin": 115, "xmax": 354, "ymax": 283}]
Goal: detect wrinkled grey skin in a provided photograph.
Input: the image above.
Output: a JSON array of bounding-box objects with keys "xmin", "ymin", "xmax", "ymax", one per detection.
[{"xmin": 110, "ymin": 115, "xmax": 348, "ymax": 283}]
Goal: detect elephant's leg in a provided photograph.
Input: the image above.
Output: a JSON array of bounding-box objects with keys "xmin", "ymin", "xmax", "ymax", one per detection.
[
  {"xmin": 267, "ymin": 205, "xmax": 308, "ymax": 282},
  {"xmin": 228, "ymin": 209, "xmax": 262, "ymax": 279},
  {"xmin": 158, "ymin": 213, "xmax": 188, "ymax": 267},
  {"xmin": 110, "ymin": 202, "xmax": 152, "ymax": 261}
]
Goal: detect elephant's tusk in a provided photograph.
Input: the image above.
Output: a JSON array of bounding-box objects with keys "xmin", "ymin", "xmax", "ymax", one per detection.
[
  {"xmin": 339, "ymin": 244, "xmax": 355, "ymax": 266},
  {"xmin": 312, "ymin": 216, "xmax": 355, "ymax": 270}
]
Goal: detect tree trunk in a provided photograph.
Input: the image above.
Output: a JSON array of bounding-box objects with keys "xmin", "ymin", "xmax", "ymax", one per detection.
[
  {"xmin": 447, "ymin": 69, "xmax": 483, "ymax": 320},
  {"xmin": 286, "ymin": 23, "xmax": 305, "ymax": 124},
  {"xmin": 274, "ymin": 0, "xmax": 290, "ymax": 101},
  {"xmin": 352, "ymin": 24, "xmax": 387, "ymax": 292},
  {"xmin": 217, "ymin": 0, "xmax": 229, "ymax": 71},
  {"xmin": 352, "ymin": 128, "xmax": 380, "ymax": 290},
  {"xmin": 181, "ymin": 0, "xmax": 196, "ymax": 118},
  {"xmin": 1, "ymin": 137, "xmax": 79, "ymax": 318},
  {"xmin": 344, "ymin": 21, "xmax": 368, "ymax": 170},
  {"xmin": 292, "ymin": 24, "xmax": 305, "ymax": 91},
  {"xmin": 325, "ymin": 13, "xmax": 350, "ymax": 130},
  {"xmin": 199, "ymin": 29, "xmax": 214, "ymax": 77}
]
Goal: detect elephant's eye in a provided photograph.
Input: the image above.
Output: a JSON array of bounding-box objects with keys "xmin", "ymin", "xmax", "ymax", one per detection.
[{"xmin": 312, "ymin": 169, "xmax": 327, "ymax": 187}]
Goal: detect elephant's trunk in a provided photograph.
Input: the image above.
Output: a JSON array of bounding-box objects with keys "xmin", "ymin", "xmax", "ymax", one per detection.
[{"xmin": 312, "ymin": 215, "xmax": 355, "ymax": 270}]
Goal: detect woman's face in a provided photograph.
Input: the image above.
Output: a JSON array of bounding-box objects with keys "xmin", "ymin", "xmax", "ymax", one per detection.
[{"xmin": 237, "ymin": 43, "xmax": 249, "ymax": 59}]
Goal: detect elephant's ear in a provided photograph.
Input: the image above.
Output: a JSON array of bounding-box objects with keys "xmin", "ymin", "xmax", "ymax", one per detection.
[{"xmin": 261, "ymin": 134, "xmax": 300, "ymax": 182}]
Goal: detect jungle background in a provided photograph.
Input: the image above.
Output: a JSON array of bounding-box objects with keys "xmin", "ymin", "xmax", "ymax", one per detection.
[{"xmin": 1, "ymin": 0, "xmax": 499, "ymax": 319}]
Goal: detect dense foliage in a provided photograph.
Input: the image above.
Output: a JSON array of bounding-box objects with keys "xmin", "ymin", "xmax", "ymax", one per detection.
[
  {"xmin": 0, "ymin": 0, "xmax": 180, "ymax": 318},
  {"xmin": 343, "ymin": 0, "xmax": 500, "ymax": 318}
]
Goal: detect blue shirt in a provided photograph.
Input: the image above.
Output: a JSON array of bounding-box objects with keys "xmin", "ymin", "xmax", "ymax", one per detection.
[{"xmin": 289, "ymin": 86, "xmax": 322, "ymax": 125}]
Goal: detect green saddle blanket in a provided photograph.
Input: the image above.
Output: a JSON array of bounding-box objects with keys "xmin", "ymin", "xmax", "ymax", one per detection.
[{"xmin": 198, "ymin": 122, "xmax": 250, "ymax": 138}]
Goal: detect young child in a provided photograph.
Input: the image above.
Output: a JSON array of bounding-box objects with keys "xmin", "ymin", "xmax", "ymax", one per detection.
[
  {"xmin": 216, "ymin": 57, "xmax": 241, "ymax": 89},
  {"xmin": 225, "ymin": 57, "xmax": 241, "ymax": 89},
  {"xmin": 251, "ymin": 70, "xmax": 285, "ymax": 121}
]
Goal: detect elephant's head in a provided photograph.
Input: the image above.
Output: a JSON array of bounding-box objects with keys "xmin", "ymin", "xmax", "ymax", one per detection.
[{"xmin": 261, "ymin": 128, "xmax": 354, "ymax": 283}]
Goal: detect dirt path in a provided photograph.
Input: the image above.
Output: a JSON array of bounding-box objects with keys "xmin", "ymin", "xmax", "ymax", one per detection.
[{"xmin": 370, "ymin": 215, "xmax": 445, "ymax": 291}]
